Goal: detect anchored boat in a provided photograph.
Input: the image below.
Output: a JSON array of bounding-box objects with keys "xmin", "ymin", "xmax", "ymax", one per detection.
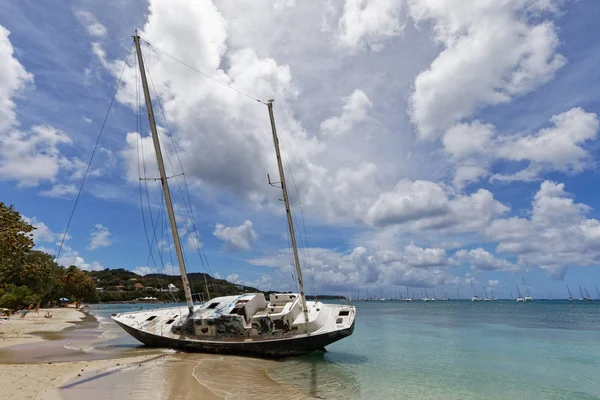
[{"xmin": 112, "ymin": 34, "xmax": 356, "ymax": 357}]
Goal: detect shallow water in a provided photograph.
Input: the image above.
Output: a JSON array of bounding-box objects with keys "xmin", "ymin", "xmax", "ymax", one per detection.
[{"xmin": 16, "ymin": 300, "xmax": 600, "ymax": 399}]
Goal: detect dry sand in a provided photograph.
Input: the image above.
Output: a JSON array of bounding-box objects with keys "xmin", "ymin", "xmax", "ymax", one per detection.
[{"xmin": 0, "ymin": 307, "xmax": 86, "ymax": 348}]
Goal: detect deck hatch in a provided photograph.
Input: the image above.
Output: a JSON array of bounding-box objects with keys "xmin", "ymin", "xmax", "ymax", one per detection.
[{"xmin": 146, "ymin": 315, "xmax": 157, "ymax": 321}]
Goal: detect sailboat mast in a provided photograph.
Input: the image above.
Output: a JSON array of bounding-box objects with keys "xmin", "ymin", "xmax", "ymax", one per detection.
[
  {"xmin": 265, "ymin": 100, "xmax": 309, "ymax": 326},
  {"xmin": 133, "ymin": 34, "xmax": 194, "ymax": 315}
]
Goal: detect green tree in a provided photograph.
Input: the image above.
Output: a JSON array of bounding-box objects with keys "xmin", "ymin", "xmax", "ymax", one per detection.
[
  {"xmin": 0, "ymin": 202, "xmax": 35, "ymax": 286},
  {"xmin": 63, "ymin": 265, "xmax": 97, "ymax": 302}
]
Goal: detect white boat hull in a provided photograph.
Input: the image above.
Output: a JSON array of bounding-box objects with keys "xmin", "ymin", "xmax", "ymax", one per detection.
[{"xmin": 112, "ymin": 293, "xmax": 356, "ymax": 358}]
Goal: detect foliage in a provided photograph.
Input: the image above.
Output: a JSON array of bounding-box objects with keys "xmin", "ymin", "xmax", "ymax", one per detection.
[
  {"xmin": 0, "ymin": 202, "xmax": 35, "ymax": 286},
  {"xmin": 0, "ymin": 284, "xmax": 41, "ymax": 309},
  {"xmin": 0, "ymin": 202, "xmax": 97, "ymax": 308}
]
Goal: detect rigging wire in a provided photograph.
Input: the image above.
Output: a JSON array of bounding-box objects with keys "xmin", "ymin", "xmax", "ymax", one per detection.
[
  {"xmin": 281, "ymin": 146, "xmax": 318, "ymax": 297},
  {"xmin": 140, "ymin": 38, "xmax": 266, "ymax": 105},
  {"xmin": 142, "ymin": 51, "xmax": 215, "ymax": 299},
  {"xmin": 55, "ymin": 43, "xmax": 134, "ymax": 262}
]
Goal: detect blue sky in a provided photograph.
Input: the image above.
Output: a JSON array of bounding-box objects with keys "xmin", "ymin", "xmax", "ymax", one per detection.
[{"xmin": 1, "ymin": 0, "xmax": 600, "ymax": 299}]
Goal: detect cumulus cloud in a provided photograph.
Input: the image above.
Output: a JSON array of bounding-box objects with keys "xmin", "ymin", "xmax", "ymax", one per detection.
[
  {"xmin": 250, "ymin": 242, "xmax": 455, "ymax": 289},
  {"xmin": 0, "ymin": 125, "xmax": 72, "ymax": 186},
  {"xmin": 133, "ymin": 266, "xmax": 153, "ymax": 276},
  {"xmin": 409, "ymin": 0, "xmax": 566, "ymax": 137},
  {"xmin": 39, "ymin": 183, "xmax": 79, "ymax": 198},
  {"xmin": 24, "ymin": 216, "xmax": 68, "ymax": 244},
  {"xmin": 454, "ymin": 248, "xmax": 520, "ymax": 272},
  {"xmin": 366, "ymin": 180, "xmax": 509, "ymax": 231},
  {"xmin": 338, "ymin": 0, "xmax": 405, "ymax": 50},
  {"xmin": 213, "ymin": 220, "xmax": 258, "ymax": 252},
  {"xmin": 320, "ymin": 89, "xmax": 372, "ymax": 136},
  {"xmin": 485, "ymin": 181, "xmax": 600, "ymax": 279},
  {"xmin": 0, "ymin": 25, "xmax": 33, "ymax": 132},
  {"xmin": 56, "ymin": 244, "xmax": 104, "ymax": 271},
  {"xmin": 444, "ymin": 108, "xmax": 599, "ymax": 188},
  {"xmin": 74, "ymin": 10, "xmax": 107, "ymax": 38},
  {"xmin": 88, "ymin": 224, "xmax": 112, "ymax": 250},
  {"xmin": 493, "ymin": 108, "xmax": 599, "ymax": 181}
]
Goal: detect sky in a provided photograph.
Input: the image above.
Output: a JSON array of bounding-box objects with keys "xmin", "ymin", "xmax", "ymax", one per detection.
[{"xmin": 1, "ymin": 0, "xmax": 600, "ymax": 300}]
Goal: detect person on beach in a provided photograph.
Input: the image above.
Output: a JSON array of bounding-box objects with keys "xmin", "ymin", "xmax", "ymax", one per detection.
[
  {"xmin": 20, "ymin": 309, "xmax": 28, "ymax": 318},
  {"xmin": 35, "ymin": 303, "xmax": 40, "ymax": 314},
  {"xmin": 44, "ymin": 311, "xmax": 52, "ymax": 319}
]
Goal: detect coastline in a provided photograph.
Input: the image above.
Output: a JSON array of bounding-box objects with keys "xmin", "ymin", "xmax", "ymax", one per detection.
[
  {"xmin": 0, "ymin": 305, "xmax": 315, "ymax": 400},
  {"xmin": 0, "ymin": 307, "xmax": 90, "ymax": 349},
  {"xmin": 0, "ymin": 307, "xmax": 168, "ymax": 400},
  {"xmin": 0, "ymin": 306, "xmax": 240, "ymax": 400}
]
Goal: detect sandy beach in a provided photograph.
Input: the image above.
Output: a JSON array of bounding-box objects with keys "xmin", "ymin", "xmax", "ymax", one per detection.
[
  {"xmin": 0, "ymin": 307, "xmax": 311, "ymax": 400},
  {"xmin": 0, "ymin": 307, "xmax": 87, "ymax": 349},
  {"xmin": 0, "ymin": 308, "xmax": 172, "ymax": 400}
]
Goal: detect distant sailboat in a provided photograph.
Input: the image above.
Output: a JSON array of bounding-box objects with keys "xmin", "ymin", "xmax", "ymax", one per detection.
[
  {"xmin": 516, "ymin": 284, "xmax": 525, "ymax": 303},
  {"xmin": 470, "ymin": 283, "xmax": 480, "ymax": 302},
  {"xmin": 423, "ymin": 289, "xmax": 431, "ymax": 302},
  {"xmin": 404, "ymin": 287, "xmax": 412, "ymax": 302},
  {"xmin": 578, "ymin": 286, "xmax": 592, "ymax": 301},
  {"xmin": 566, "ymin": 285, "xmax": 574, "ymax": 301},
  {"xmin": 522, "ymin": 277, "xmax": 533, "ymax": 301}
]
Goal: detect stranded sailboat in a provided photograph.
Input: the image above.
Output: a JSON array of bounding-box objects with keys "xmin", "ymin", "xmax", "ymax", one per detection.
[{"xmin": 111, "ymin": 34, "xmax": 356, "ymax": 357}]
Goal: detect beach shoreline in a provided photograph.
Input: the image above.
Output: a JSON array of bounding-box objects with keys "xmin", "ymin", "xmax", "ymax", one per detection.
[
  {"xmin": 0, "ymin": 306, "xmax": 230, "ymax": 400},
  {"xmin": 0, "ymin": 307, "xmax": 164, "ymax": 400}
]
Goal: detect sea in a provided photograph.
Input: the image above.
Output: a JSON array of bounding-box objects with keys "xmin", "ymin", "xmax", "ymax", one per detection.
[{"xmin": 84, "ymin": 300, "xmax": 600, "ymax": 399}]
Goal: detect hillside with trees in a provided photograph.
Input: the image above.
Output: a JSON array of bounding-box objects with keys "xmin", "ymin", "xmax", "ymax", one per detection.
[{"xmin": 89, "ymin": 270, "xmax": 264, "ymax": 303}]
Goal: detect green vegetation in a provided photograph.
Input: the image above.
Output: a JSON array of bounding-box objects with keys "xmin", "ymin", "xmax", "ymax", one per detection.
[
  {"xmin": 0, "ymin": 202, "xmax": 97, "ymax": 307},
  {"xmin": 90, "ymin": 270, "xmax": 264, "ymax": 303}
]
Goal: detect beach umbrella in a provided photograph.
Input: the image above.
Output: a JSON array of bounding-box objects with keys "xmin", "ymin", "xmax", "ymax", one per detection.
[{"xmin": 59, "ymin": 298, "xmax": 69, "ymax": 302}]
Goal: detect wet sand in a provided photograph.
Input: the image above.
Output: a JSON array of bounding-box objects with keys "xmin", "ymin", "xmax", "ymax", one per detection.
[{"xmin": 0, "ymin": 307, "xmax": 313, "ymax": 400}]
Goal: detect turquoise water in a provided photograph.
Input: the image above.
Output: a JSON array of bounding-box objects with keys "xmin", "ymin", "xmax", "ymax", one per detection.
[{"xmin": 89, "ymin": 300, "xmax": 600, "ymax": 399}]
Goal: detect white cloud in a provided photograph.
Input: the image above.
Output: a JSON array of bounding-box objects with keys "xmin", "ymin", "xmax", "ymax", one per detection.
[
  {"xmin": 74, "ymin": 10, "xmax": 107, "ymax": 38},
  {"xmin": 250, "ymin": 242, "xmax": 456, "ymax": 289},
  {"xmin": 0, "ymin": 125, "xmax": 72, "ymax": 186},
  {"xmin": 39, "ymin": 183, "xmax": 79, "ymax": 198},
  {"xmin": 226, "ymin": 273, "xmax": 240, "ymax": 283},
  {"xmin": 338, "ymin": 0, "xmax": 405, "ymax": 50},
  {"xmin": 0, "ymin": 25, "xmax": 33, "ymax": 133},
  {"xmin": 213, "ymin": 220, "xmax": 258, "ymax": 252},
  {"xmin": 493, "ymin": 108, "xmax": 599, "ymax": 181},
  {"xmin": 24, "ymin": 216, "xmax": 68, "ymax": 244},
  {"xmin": 409, "ymin": 0, "xmax": 566, "ymax": 137},
  {"xmin": 133, "ymin": 266, "xmax": 153, "ymax": 276},
  {"xmin": 443, "ymin": 108, "xmax": 599, "ymax": 187},
  {"xmin": 320, "ymin": 89, "xmax": 372, "ymax": 136},
  {"xmin": 485, "ymin": 181, "xmax": 600, "ymax": 279},
  {"xmin": 453, "ymin": 164, "xmax": 488, "ymax": 190},
  {"xmin": 454, "ymin": 248, "xmax": 520, "ymax": 272},
  {"xmin": 443, "ymin": 121, "xmax": 494, "ymax": 160},
  {"xmin": 487, "ymin": 279, "xmax": 499, "ymax": 287},
  {"xmin": 57, "ymin": 244, "xmax": 105, "ymax": 271},
  {"xmin": 366, "ymin": 180, "xmax": 508, "ymax": 231},
  {"xmin": 88, "ymin": 224, "xmax": 112, "ymax": 250},
  {"xmin": 186, "ymin": 235, "xmax": 202, "ymax": 251}
]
